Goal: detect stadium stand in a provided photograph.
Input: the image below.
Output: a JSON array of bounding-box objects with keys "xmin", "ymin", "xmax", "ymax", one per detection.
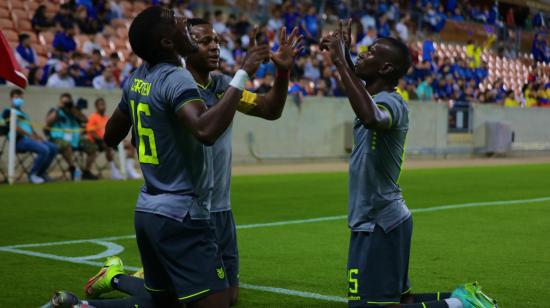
[{"xmin": 0, "ymin": 0, "xmax": 549, "ymax": 108}]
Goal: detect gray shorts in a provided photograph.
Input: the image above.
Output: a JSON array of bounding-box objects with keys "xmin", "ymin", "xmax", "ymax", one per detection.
[
  {"xmin": 134, "ymin": 211, "xmax": 228, "ymax": 303},
  {"xmin": 211, "ymin": 210, "xmax": 239, "ymax": 286},
  {"xmin": 347, "ymin": 216, "xmax": 413, "ymax": 307}
]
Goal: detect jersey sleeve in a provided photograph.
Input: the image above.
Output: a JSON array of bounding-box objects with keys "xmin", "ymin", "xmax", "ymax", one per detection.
[
  {"xmin": 117, "ymin": 91, "xmax": 130, "ymax": 116},
  {"xmin": 374, "ymin": 93, "xmax": 403, "ymax": 129},
  {"xmin": 164, "ymin": 68, "xmax": 204, "ymax": 113}
]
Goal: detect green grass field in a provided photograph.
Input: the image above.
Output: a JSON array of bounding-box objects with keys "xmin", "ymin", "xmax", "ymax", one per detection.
[{"xmin": 1, "ymin": 163, "xmax": 550, "ymax": 307}]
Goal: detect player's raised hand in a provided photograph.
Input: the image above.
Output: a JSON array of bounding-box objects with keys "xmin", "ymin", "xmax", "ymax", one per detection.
[
  {"xmin": 341, "ymin": 18, "xmax": 352, "ymax": 50},
  {"xmin": 241, "ymin": 26, "xmax": 271, "ymax": 76},
  {"xmin": 321, "ymin": 25, "xmax": 347, "ymax": 64},
  {"xmin": 271, "ymin": 27, "xmax": 304, "ymax": 72}
]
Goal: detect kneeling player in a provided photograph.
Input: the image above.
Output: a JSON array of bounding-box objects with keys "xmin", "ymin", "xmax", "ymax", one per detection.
[
  {"xmin": 321, "ymin": 20, "xmax": 497, "ymax": 308},
  {"xmin": 45, "ymin": 7, "xmax": 271, "ymax": 308}
]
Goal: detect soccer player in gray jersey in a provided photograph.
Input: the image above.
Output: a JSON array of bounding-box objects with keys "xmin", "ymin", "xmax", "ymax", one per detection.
[
  {"xmin": 69, "ymin": 19, "xmax": 303, "ymax": 308},
  {"xmin": 45, "ymin": 6, "xmax": 270, "ymax": 308},
  {"xmin": 321, "ymin": 20, "xmax": 497, "ymax": 308}
]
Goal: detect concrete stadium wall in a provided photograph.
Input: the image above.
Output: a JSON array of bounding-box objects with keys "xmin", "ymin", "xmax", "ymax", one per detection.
[{"xmin": 0, "ymin": 86, "xmax": 549, "ymax": 165}]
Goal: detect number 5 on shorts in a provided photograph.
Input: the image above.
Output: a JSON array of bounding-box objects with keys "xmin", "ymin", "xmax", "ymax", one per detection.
[
  {"xmin": 130, "ymin": 100, "xmax": 159, "ymax": 165},
  {"xmin": 348, "ymin": 268, "xmax": 359, "ymax": 294}
]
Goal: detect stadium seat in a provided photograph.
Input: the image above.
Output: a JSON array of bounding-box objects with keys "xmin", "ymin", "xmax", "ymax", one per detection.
[
  {"xmin": 8, "ymin": 0, "xmax": 26, "ymax": 10},
  {"xmin": 2, "ymin": 29, "xmax": 18, "ymax": 41},
  {"xmin": 0, "ymin": 17, "xmax": 14, "ymax": 29},
  {"xmin": 26, "ymin": 1, "xmax": 39, "ymax": 12},
  {"xmin": 11, "ymin": 9, "xmax": 29, "ymax": 21},
  {"xmin": 15, "ymin": 19, "xmax": 32, "ymax": 32},
  {"xmin": 0, "ymin": 7, "xmax": 9, "ymax": 18}
]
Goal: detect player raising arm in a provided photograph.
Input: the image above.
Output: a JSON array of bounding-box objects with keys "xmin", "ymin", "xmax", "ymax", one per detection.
[
  {"xmin": 321, "ymin": 20, "xmax": 497, "ymax": 308},
  {"xmin": 76, "ymin": 20, "xmax": 303, "ymax": 308},
  {"xmin": 44, "ymin": 7, "xmax": 269, "ymax": 308}
]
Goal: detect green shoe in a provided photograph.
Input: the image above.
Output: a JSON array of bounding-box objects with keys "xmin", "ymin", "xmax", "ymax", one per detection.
[
  {"xmin": 84, "ymin": 256, "xmax": 124, "ymax": 299},
  {"xmin": 473, "ymin": 283, "xmax": 498, "ymax": 307},
  {"xmin": 451, "ymin": 282, "xmax": 489, "ymax": 308}
]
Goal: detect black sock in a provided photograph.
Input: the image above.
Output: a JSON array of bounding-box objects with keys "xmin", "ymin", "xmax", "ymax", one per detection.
[
  {"xmin": 86, "ymin": 296, "xmax": 155, "ymax": 308},
  {"xmin": 412, "ymin": 292, "xmax": 452, "ymax": 302},
  {"xmin": 111, "ymin": 274, "xmax": 149, "ymax": 297},
  {"xmin": 400, "ymin": 301, "xmax": 449, "ymax": 308}
]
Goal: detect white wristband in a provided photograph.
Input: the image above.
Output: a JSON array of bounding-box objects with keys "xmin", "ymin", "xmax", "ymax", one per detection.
[{"xmin": 229, "ymin": 69, "xmax": 250, "ymax": 91}]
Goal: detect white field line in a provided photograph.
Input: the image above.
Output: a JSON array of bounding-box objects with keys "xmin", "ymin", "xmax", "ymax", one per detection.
[
  {"xmin": 4, "ymin": 195, "xmax": 550, "ymax": 250},
  {"xmin": 1, "ymin": 196, "xmax": 549, "ymax": 303}
]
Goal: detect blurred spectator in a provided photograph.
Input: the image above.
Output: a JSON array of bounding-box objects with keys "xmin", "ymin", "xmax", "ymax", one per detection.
[
  {"xmin": 532, "ymin": 33, "xmax": 548, "ymax": 63},
  {"xmin": 69, "ymin": 64, "xmax": 91, "ymax": 87},
  {"xmin": 45, "ymin": 93, "xmax": 97, "ymax": 180},
  {"xmin": 54, "ymin": 4, "xmax": 74, "ymax": 28},
  {"xmin": 267, "ymin": 6, "xmax": 284, "ymax": 33},
  {"xmin": 395, "ymin": 15, "xmax": 410, "ymax": 42},
  {"xmin": 377, "ymin": 14, "xmax": 391, "ymax": 37},
  {"xmin": 109, "ymin": 0, "xmax": 124, "ymax": 19},
  {"xmin": 86, "ymin": 49, "xmax": 106, "ymax": 80},
  {"xmin": 86, "ymin": 98, "xmax": 122, "ymax": 179},
  {"xmin": 213, "ymin": 10, "xmax": 229, "ymax": 35},
  {"xmin": 32, "ymin": 5, "xmax": 54, "ymax": 32},
  {"xmin": 2, "ymin": 89, "xmax": 58, "ymax": 184},
  {"xmin": 15, "ymin": 34, "xmax": 38, "ymax": 70},
  {"xmin": 466, "ymin": 35, "xmax": 495, "ymax": 68},
  {"xmin": 93, "ymin": 66, "xmax": 117, "ymax": 90},
  {"xmin": 256, "ymin": 73, "xmax": 274, "ymax": 93},
  {"xmin": 282, "ymin": 2, "xmax": 301, "ymax": 32},
  {"xmin": 396, "ymin": 79, "xmax": 409, "ymax": 102},
  {"xmin": 109, "ymin": 53, "xmax": 122, "ymax": 84},
  {"xmin": 53, "ymin": 24, "xmax": 77, "ymax": 53},
  {"xmin": 47, "ymin": 62, "xmax": 76, "ymax": 88},
  {"xmin": 504, "ymin": 90, "xmax": 520, "ymax": 107},
  {"xmin": 416, "ymin": 76, "xmax": 434, "ymax": 100},
  {"xmin": 422, "ymin": 37, "xmax": 435, "ymax": 63},
  {"xmin": 360, "ymin": 9, "xmax": 376, "ymax": 30},
  {"xmin": 304, "ymin": 58, "xmax": 321, "ymax": 81},
  {"xmin": 301, "ymin": 6, "xmax": 320, "ymax": 44},
  {"xmin": 82, "ymin": 35, "xmax": 104, "ymax": 55},
  {"xmin": 357, "ymin": 27, "xmax": 377, "ymax": 53}
]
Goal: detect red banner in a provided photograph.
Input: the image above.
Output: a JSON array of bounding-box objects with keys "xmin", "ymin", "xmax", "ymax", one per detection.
[{"xmin": 0, "ymin": 30, "xmax": 27, "ymax": 89}]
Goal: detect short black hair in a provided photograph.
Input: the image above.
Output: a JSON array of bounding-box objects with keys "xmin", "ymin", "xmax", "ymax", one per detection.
[
  {"xmin": 379, "ymin": 37, "xmax": 412, "ymax": 83},
  {"xmin": 95, "ymin": 97, "xmax": 105, "ymax": 106},
  {"xmin": 92, "ymin": 49, "xmax": 102, "ymax": 56},
  {"xmin": 128, "ymin": 6, "xmax": 176, "ymax": 63},
  {"xmin": 10, "ymin": 89, "xmax": 23, "ymax": 98},
  {"xmin": 214, "ymin": 10, "xmax": 223, "ymax": 17},
  {"xmin": 60, "ymin": 92, "xmax": 72, "ymax": 100},
  {"xmin": 189, "ymin": 18, "xmax": 210, "ymax": 27},
  {"xmin": 18, "ymin": 33, "xmax": 30, "ymax": 43}
]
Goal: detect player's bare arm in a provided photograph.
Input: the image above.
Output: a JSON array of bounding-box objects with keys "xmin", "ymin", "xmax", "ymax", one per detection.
[
  {"xmin": 246, "ymin": 27, "xmax": 303, "ymax": 120},
  {"xmin": 321, "ymin": 21, "xmax": 391, "ymax": 130}
]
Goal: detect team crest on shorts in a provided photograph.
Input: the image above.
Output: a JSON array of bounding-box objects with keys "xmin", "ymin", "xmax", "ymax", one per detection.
[{"xmin": 216, "ymin": 267, "xmax": 225, "ymax": 279}]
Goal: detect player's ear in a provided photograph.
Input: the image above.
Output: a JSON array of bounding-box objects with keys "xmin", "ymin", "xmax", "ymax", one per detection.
[{"xmin": 379, "ymin": 62, "xmax": 394, "ymax": 77}]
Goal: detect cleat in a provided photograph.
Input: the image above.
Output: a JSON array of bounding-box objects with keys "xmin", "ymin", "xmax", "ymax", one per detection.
[
  {"xmin": 473, "ymin": 282, "xmax": 498, "ymax": 307},
  {"xmin": 84, "ymin": 256, "xmax": 124, "ymax": 299},
  {"xmin": 132, "ymin": 268, "xmax": 144, "ymax": 279},
  {"xmin": 451, "ymin": 282, "xmax": 495, "ymax": 308},
  {"xmin": 41, "ymin": 291, "xmax": 80, "ymax": 308}
]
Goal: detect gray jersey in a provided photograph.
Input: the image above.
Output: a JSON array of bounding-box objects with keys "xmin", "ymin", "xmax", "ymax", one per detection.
[
  {"xmin": 198, "ymin": 74, "xmax": 233, "ymax": 212},
  {"xmin": 118, "ymin": 63, "xmax": 212, "ymax": 221},
  {"xmin": 348, "ymin": 91, "xmax": 411, "ymax": 233}
]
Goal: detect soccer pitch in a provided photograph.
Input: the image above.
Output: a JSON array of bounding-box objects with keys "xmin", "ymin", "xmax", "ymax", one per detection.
[{"xmin": 1, "ymin": 164, "xmax": 550, "ymax": 307}]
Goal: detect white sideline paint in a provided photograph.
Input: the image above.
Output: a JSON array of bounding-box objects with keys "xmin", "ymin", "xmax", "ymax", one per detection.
[{"xmin": 1, "ymin": 195, "xmax": 550, "ymax": 303}]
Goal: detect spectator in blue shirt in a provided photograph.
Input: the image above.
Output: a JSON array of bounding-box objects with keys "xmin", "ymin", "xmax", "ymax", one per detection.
[
  {"xmin": 532, "ymin": 33, "xmax": 548, "ymax": 63},
  {"xmin": 53, "ymin": 24, "xmax": 77, "ymax": 53},
  {"xmin": 377, "ymin": 14, "xmax": 391, "ymax": 37},
  {"xmin": 422, "ymin": 38, "xmax": 435, "ymax": 63},
  {"xmin": 32, "ymin": 5, "xmax": 54, "ymax": 32},
  {"xmin": 54, "ymin": 4, "xmax": 74, "ymax": 28},
  {"xmin": 15, "ymin": 34, "xmax": 38, "ymax": 70},
  {"xmin": 301, "ymin": 6, "xmax": 319, "ymax": 44},
  {"xmin": 2, "ymin": 89, "xmax": 58, "ymax": 184}
]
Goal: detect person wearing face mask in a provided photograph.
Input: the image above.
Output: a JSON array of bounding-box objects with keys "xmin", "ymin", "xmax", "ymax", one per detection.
[{"xmin": 1, "ymin": 89, "xmax": 59, "ymax": 184}]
